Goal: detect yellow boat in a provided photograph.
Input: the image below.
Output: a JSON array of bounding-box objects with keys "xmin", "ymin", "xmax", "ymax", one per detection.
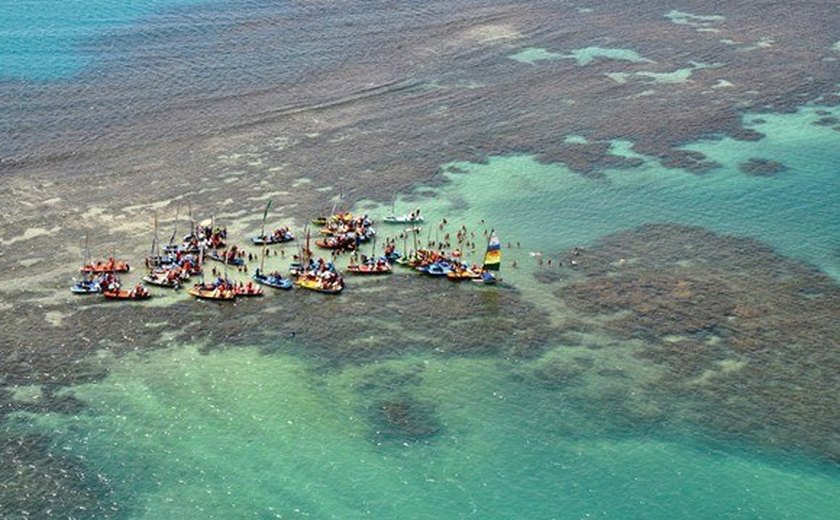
[{"xmin": 294, "ymin": 276, "xmax": 344, "ymax": 294}]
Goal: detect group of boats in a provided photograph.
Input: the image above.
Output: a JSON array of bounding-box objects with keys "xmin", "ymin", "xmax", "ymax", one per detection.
[{"xmin": 69, "ymin": 201, "xmax": 502, "ymax": 302}]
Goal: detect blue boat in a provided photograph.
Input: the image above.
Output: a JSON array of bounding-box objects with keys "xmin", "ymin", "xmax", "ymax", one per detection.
[
  {"xmin": 419, "ymin": 262, "xmax": 452, "ymax": 277},
  {"xmin": 252, "ymin": 270, "xmax": 293, "ymax": 290},
  {"xmin": 207, "ymin": 250, "xmax": 245, "ymax": 266},
  {"xmin": 70, "ymin": 279, "xmax": 101, "ymax": 294}
]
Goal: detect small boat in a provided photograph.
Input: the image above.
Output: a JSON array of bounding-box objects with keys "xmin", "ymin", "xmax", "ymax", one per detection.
[
  {"xmin": 417, "ymin": 262, "xmax": 452, "ymax": 277},
  {"xmin": 207, "ymin": 250, "xmax": 245, "ymax": 266},
  {"xmin": 471, "ymin": 231, "xmax": 502, "ymax": 285},
  {"xmin": 141, "ymin": 272, "xmax": 183, "ymax": 289},
  {"xmin": 383, "ymin": 213, "xmax": 423, "ymax": 224},
  {"xmin": 294, "ymin": 276, "xmax": 344, "ymax": 294},
  {"xmin": 472, "ymin": 271, "xmax": 498, "ymax": 285},
  {"xmin": 234, "ymin": 283, "xmax": 264, "ymax": 297},
  {"xmin": 72, "ymin": 235, "xmax": 103, "ymax": 293},
  {"xmin": 346, "ymin": 262, "xmax": 392, "ymax": 275},
  {"xmin": 102, "ymin": 286, "xmax": 152, "ymax": 300},
  {"xmin": 252, "ymin": 270, "xmax": 293, "ymax": 290},
  {"xmin": 250, "ymin": 231, "xmax": 294, "ymax": 245},
  {"xmin": 70, "ymin": 279, "xmax": 101, "ymax": 294},
  {"xmin": 384, "ymin": 202, "xmax": 422, "ymax": 224},
  {"xmin": 446, "ymin": 267, "xmax": 482, "ymax": 281},
  {"xmin": 312, "ymin": 211, "xmax": 354, "ymax": 226},
  {"xmin": 315, "ymin": 236, "xmax": 356, "ymax": 250},
  {"xmin": 187, "ymin": 284, "xmax": 236, "ymax": 301},
  {"xmin": 81, "ymin": 258, "xmax": 130, "ymax": 274},
  {"xmin": 251, "ymin": 200, "xmax": 295, "ymax": 245}
]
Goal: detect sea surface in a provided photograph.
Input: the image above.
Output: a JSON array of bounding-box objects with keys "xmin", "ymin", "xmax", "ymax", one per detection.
[{"xmin": 1, "ymin": 1, "xmax": 839, "ymax": 519}]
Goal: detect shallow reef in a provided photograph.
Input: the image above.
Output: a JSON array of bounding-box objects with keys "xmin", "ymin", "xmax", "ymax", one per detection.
[
  {"xmin": 542, "ymin": 223, "xmax": 840, "ymax": 461},
  {"xmin": 739, "ymin": 157, "xmax": 787, "ymax": 176}
]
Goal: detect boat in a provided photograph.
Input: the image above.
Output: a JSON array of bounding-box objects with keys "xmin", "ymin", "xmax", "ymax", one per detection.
[
  {"xmin": 234, "ymin": 282, "xmax": 264, "ymax": 297},
  {"xmin": 71, "ymin": 234, "xmax": 103, "ymax": 294},
  {"xmin": 446, "ymin": 266, "xmax": 482, "ymax": 281},
  {"xmin": 187, "ymin": 284, "xmax": 236, "ymax": 301},
  {"xmin": 315, "ymin": 235, "xmax": 356, "ymax": 250},
  {"xmin": 250, "ymin": 199, "xmax": 295, "ymax": 245},
  {"xmin": 294, "ymin": 275, "xmax": 344, "ymax": 294},
  {"xmin": 102, "ymin": 285, "xmax": 152, "ymax": 300},
  {"xmin": 471, "ymin": 230, "xmax": 502, "ymax": 285},
  {"xmin": 472, "ymin": 270, "xmax": 498, "ymax": 285},
  {"xmin": 81, "ymin": 257, "xmax": 130, "ymax": 274},
  {"xmin": 252, "ymin": 270, "xmax": 293, "ymax": 290},
  {"xmin": 417, "ymin": 262, "xmax": 452, "ymax": 277},
  {"xmin": 141, "ymin": 270, "xmax": 184, "ymax": 289},
  {"xmin": 251, "ymin": 230, "xmax": 294, "ymax": 245},
  {"xmin": 346, "ymin": 261, "xmax": 392, "ymax": 275},
  {"xmin": 384, "ymin": 200, "xmax": 423, "ymax": 224},
  {"xmin": 207, "ymin": 249, "xmax": 245, "ymax": 266},
  {"xmin": 383, "ymin": 211, "xmax": 423, "ymax": 224},
  {"xmin": 384, "ymin": 214, "xmax": 424, "ymax": 224},
  {"xmin": 347, "ymin": 237, "xmax": 393, "ymax": 274},
  {"xmin": 70, "ymin": 278, "xmax": 102, "ymax": 294}
]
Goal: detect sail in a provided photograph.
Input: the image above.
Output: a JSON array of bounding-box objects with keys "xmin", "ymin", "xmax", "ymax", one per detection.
[
  {"xmin": 482, "ymin": 231, "xmax": 502, "ymax": 271},
  {"xmin": 261, "ymin": 199, "xmax": 273, "ymax": 238}
]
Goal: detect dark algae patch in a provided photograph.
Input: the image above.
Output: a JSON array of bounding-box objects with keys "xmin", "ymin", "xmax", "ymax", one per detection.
[
  {"xmin": 547, "ymin": 224, "xmax": 840, "ymax": 461},
  {"xmin": 739, "ymin": 157, "xmax": 787, "ymax": 176}
]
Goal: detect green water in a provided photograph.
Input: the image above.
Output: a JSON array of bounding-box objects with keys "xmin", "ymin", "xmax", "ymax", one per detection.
[{"xmin": 14, "ymin": 345, "xmax": 840, "ymax": 519}]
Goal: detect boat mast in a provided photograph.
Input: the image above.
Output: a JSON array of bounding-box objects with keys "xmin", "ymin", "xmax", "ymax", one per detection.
[
  {"xmin": 188, "ymin": 202, "xmax": 194, "ymax": 238},
  {"xmin": 84, "ymin": 231, "xmax": 91, "ymax": 267},
  {"xmin": 169, "ymin": 206, "xmax": 180, "ymax": 246},
  {"xmin": 261, "ymin": 199, "xmax": 272, "ymax": 240},
  {"xmin": 151, "ymin": 212, "xmax": 159, "ymax": 258},
  {"xmin": 198, "ymin": 243, "xmax": 205, "ymax": 283}
]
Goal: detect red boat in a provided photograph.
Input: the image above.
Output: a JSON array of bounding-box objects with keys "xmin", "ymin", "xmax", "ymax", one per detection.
[
  {"xmin": 234, "ymin": 282, "xmax": 264, "ymax": 297},
  {"xmin": 346, "ymin": 262, "xmax": 392, "ymax": 275},
  {"xmin": 81, "ymin": 257, "xmax": 131, "ymax": 274}
]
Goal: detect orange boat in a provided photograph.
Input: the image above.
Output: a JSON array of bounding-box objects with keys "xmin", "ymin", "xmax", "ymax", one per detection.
[
  {"xmin": 446, "ymin": 266, "xmax": 482, "ymax": 281},
  {"xmin": 102, "ymin": 285, "xmax": 151, "ymax": 300},
  {"xmin": 315, "ymin": 236, "xmax": 356, "ymax": 250},
  {"xmin": 81, "ymin": 257, "xmax": 131, "ymax": 274},
  {"xmin": 187, "ymin": 284, "xmax": 236, "ymax": 301},
  {"xmin": 234, "ymin": 283, "xmax": 264, "ymax": 297}
]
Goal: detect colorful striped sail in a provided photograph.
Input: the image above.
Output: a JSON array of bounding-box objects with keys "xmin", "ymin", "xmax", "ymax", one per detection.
[{"xmin": 483, "ymin": 231, "xmax": 502, "ymax": 271}]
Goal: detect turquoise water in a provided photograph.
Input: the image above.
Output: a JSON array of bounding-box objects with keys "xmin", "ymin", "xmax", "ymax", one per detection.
[
  {"xmin": 13, "ymin": 345, "xmax": 840, "ymax": 519},
  {"xmin": 378, "ymin": 105, "xmax": 840, "ymax": 280},
  {"xmin": 0, "ymin": 0, "xmax": 203, "ymax": 81}
]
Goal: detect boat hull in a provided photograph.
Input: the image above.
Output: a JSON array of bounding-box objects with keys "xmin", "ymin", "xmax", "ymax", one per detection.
[
  {"xmin": 187, "ymin": 287, "xmax": 236, "ymax": 300},
  {"xmin": 294, "ymin": 278, "xmax": 343, "ymax": 294},
  {"xmin": 102, "ymin": 290, "xmax": 151, "ymax": 300},
  {"xmin": 252, "ymin": 274, "xmax": 293, "ymax": 290}
]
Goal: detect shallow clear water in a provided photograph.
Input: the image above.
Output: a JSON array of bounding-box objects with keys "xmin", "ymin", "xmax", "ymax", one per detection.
[
  {"xmin": 373, "ymin": 105, "xmax": 840, "ymax": 280},
  {"xmin": 13, "ymin": 345, "xmax": 840, "ymax": 519}
]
